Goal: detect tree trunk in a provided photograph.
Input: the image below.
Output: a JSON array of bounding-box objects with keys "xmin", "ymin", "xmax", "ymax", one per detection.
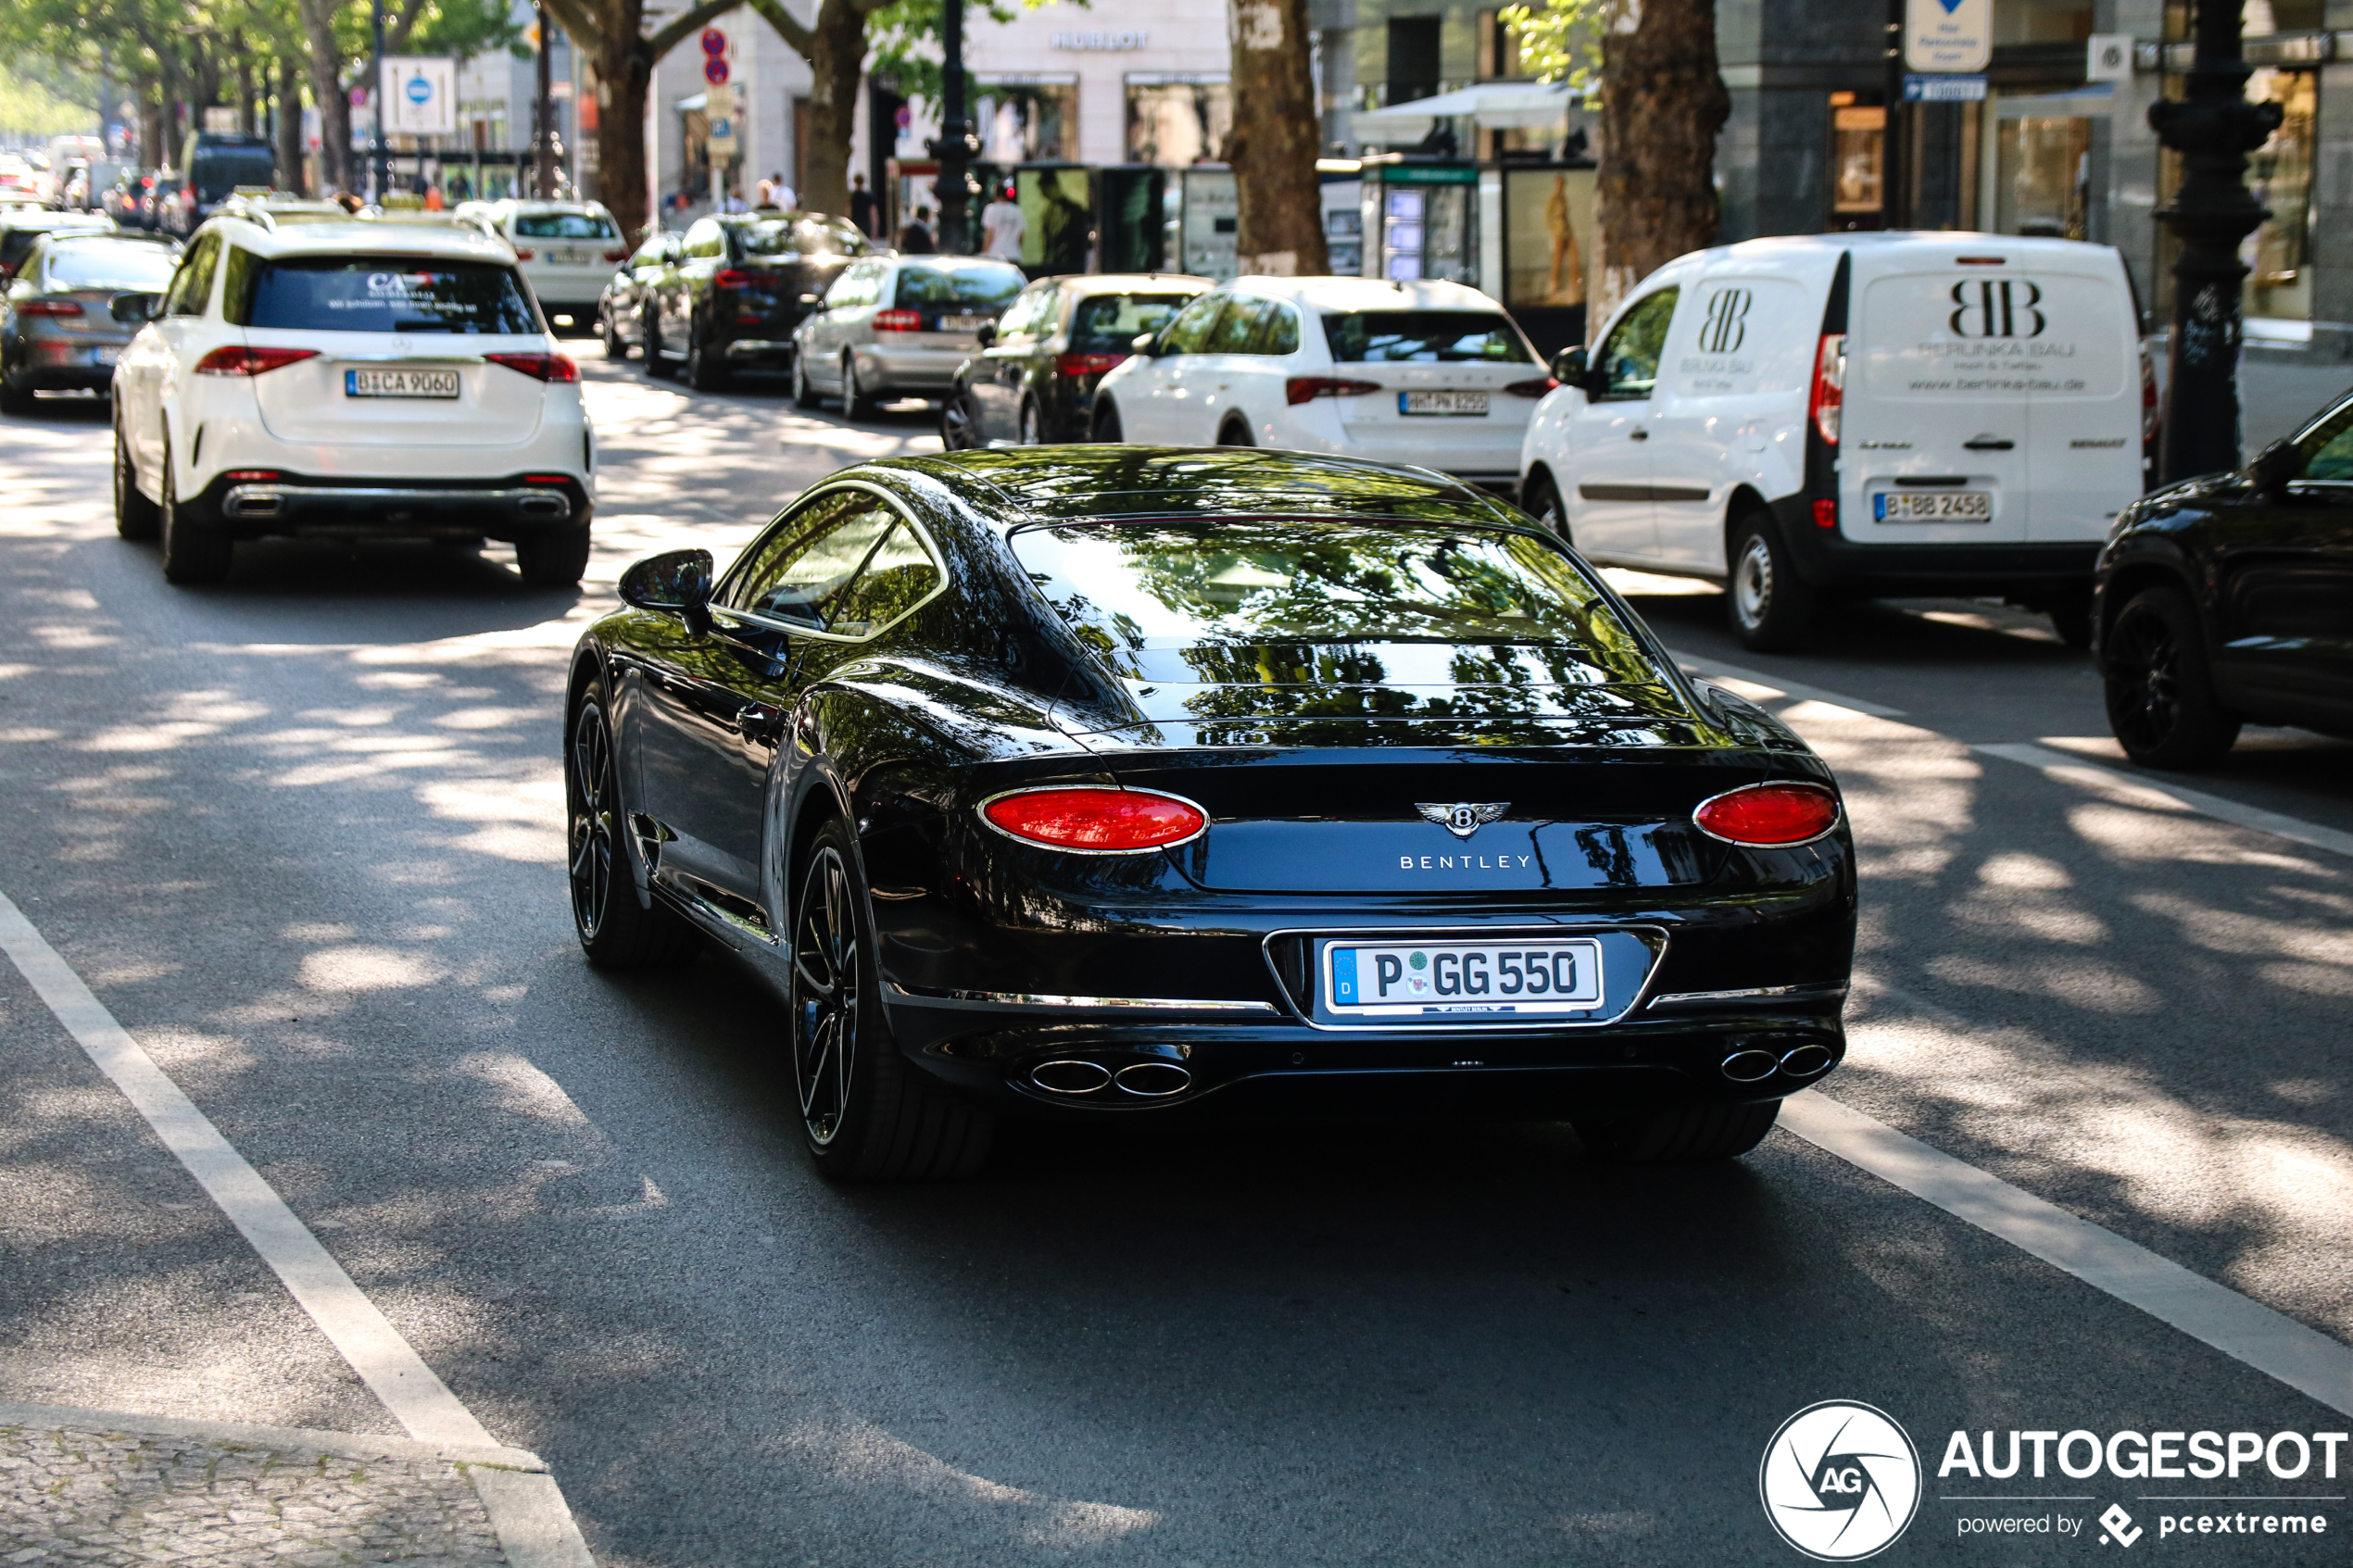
[
  {"xmin": 236, "ymin": 41, "xmax": 257, "ymax": 137},
  {"xmin": 1591, "ymin": 0, "xmax": 1727, "ymax": 328},
  {"xmin": 1224, "ymin": 0, "xmax": 1327, "ymax": 275},
  {"xmin": 299, "ymin": 0, "xmax": 354, "ymax": 194},
  {"xmin": 277, "ymin": 59, "xmax": 308, "ymax": 194},
  {"xmin": 799, "ymin": 0, "xmax": 867, "ymax": 220},
  {"xmin": 600, "ymin": 7, "xmax": 649, "ymax": 237}
]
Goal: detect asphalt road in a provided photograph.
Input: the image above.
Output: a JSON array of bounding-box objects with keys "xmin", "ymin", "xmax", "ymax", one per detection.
[{"xmin": 4, "ymin": 349, "xmax": 2351, "ymax": 1566}]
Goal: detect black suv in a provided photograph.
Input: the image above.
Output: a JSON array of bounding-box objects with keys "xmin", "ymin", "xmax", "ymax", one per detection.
[
  {"xmin": 157, "ymin": 132, "xmax": 277, "ymax": 238},
  {"xmin": 640, "ymin": 207, "xmax": 871, "ymax": 390},
  {"xmin": 2096, "ymin": 392, "xmax": 2353, "ymax": 769}
]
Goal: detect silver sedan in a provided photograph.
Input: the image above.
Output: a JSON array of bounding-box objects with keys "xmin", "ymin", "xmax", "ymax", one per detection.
[
  {"xmin": 0, "ymin": 232, "xmax": 179, "ymax": 414},
  {"xmin": 791, "ymin": 254, "xmax": 1026, "ymax": 418}
]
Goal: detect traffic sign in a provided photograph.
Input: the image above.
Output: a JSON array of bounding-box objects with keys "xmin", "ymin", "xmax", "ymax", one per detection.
[
  {"xmin": 1904, "ymin": 0, "xmax": 1990, "ymax": 74},
  {"xmin": 701, "ymin": 28, "xmax": 727, "ymax": 55},
  {"xmin": 703, "ymin": 56, "xmax": 730, "ymax": 85},
  {"xmin": 380, "ymin": 56, "xmax": 456, "ymax": 136}
]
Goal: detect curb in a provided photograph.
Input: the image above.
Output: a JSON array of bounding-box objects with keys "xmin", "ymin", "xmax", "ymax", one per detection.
[{"xmin": 0, "ymin": 1399, "xmax": 596, "ymax": 1568}]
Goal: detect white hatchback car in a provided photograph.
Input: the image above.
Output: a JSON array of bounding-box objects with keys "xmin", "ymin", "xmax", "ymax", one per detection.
[
  {"xmin": 456, "ymin": 199, "xmax": 626, "ymax": 331},
  {"xmin": 110, "ymin": 211, "xmax": 595, "ymax": 585},
  {"xmin": 1087, "ymin": 276, "xmax": 1552, "ymax": 483}
]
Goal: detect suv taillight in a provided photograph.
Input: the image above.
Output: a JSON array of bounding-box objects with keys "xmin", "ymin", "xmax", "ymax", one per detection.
[
  {"xmin": 195, "ymin": 346, "xmax": 318, "ymax": 375},
  {"xmin": 1808, "ymin": 333, "xmax": 1844, "ymax": 445},
  {"xmin": 485, "ymin": 352, "xmax": 580, "ymax": 383}
]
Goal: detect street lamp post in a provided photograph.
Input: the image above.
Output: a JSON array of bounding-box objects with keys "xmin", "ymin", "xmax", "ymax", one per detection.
[
  {"xmin": 371, "ymin": 0, "xmax": 388, "ymax": 201},
  {"xmin": 2149, "ymin": 0, "xmax": 2284, "ymax": 482},
  {"xmin": 930, "ymin": 0, "xmax": 975, "ymax": 254},
  {"xmin": 535, "ymin": 3, "xmax": 558, "ymax": 199}
]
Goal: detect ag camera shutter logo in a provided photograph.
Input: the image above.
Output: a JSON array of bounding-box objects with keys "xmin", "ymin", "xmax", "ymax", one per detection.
[{"xmin": 1760, "ymin": 1400, "xmax": 1922, "ymax": 1560}]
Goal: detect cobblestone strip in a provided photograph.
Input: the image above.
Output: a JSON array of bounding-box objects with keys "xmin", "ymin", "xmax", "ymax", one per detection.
[{"xmin": 0, "ymin": 1413, "xmax": 529, "ymax": 1567}]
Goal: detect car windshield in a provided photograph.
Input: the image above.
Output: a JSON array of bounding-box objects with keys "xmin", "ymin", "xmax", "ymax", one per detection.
[
  {"xmin": 895, "ymin": 261, "xmax": 1025, "ymax": 309},
  {"xmin": 0, "ymin": 223, "xmax": 99, "ymax": 269},
  {"xmin": 45, "ymin": 241, "xmax": 178, "ymax": 291},
  {"xmin": 514, "ymin": 210, "xmax": 619, "ymax": 239},
  {"xmin": 1070, "ymin": 293, "xmax": 1196, "ymax": 353},
  {"xmin": 1322, "ymin": 310, "xmax": 1534, "ymax": 364},
  {"xmin": 233, "ymin": 256, "xmax": 538, "ymax": 333},
  {"xmin": 1010, "ymin": 520, "xmax": 1654, "ymax": 682},
  {"xmin": 191, "ymin": 149, "xmax": 275, "ymax": 201},
  {"xmin": 737, "ymin": 215, "xmax": 868, "ymax": 257}
]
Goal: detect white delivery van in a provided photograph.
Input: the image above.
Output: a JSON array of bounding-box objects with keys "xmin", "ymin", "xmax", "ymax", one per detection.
[{"xmin": 1518, "ymin": 233, "xmax": 2151, "ymax": 650}]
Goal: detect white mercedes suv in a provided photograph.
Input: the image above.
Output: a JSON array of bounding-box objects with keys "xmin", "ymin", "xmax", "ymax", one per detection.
[{"xmin": 109, "ymin": 208, "xmax": 595, "ymax": 585}]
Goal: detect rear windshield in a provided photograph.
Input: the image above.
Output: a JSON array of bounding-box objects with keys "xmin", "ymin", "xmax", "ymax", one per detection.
[
  {"xmin": 1070, "ymin": 293, "xmax": 1195, "ymax": 353},
  {"xmin": 192, "ymin": 149, "xmax": 275, "ymax": 201},
  {"xmin": 1322, "ymin": 310, "xmax": 1533, "ymax": 364},
  {"xmin": 46, "ymin": 241, "xmax": 179, "ymax": 292},
  {"xmin": 514, "ymin": 211, "xmax": 619, "ymax": 240},
  {"xmin": 737, "ymin": 216, "xmax": 868, "ymax": 257},
  {"xmin": 896, "ymin": 262, "xmax": 1026, "ymax": 310},
  {"xmin": 1011, "ymin": 520, "xmax": 1646, "ymax": 676},
  {"xmin": 230, "ymin": 256, "xmax": 538, "ymax": 333}
]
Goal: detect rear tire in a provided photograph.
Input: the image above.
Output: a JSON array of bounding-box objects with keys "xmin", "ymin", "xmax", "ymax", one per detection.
[
  {"xmin": 1521, "ymin": 470, "xmax": 1568, "ymax": 544},
  {"xmin": 1726, "ymin": 512, "xmax": 1815, "ymax": 652},
  {"xmin": 515, "ymin": 526, "xmax": 592, "ymax": 588},
  {"xmin": 939, "ymin": 391, "xmax": 980, "ymax": 448},
  {"xmin": 566, "ymin": 687, "xmax": 697, "ymax": 969},
  {"xmin": 114, "ymin": 415, "xmax": 158, "ymax": 541},
  {"xmin": 600, "ymin": 308, "xmax": 626, "ymax": 360},
  {"xmin": 792, "ymin": 819, "xmax": 995, "ymax": 1183},
  {"xmin": 157, "ymin": 445, "xmax": 231, "ymax": 585},
  {"xmin": 1090, "ymin": 398, "xmax": 1123, "ymax": 443},
  {"xmin": 1019, "ymin": 398, "xmax": 1044, "ymax": 445},
  {"xmin": 792, "ymin": 351, "xmax": 823, "ymax": 409},
  {"xmin": 842, "ymin": 354, "xmax": 878, "ymax": 420},
  {"xmin": 686, "ymin": 321, "xmax": 728, "ymax": 391},
  {"xmin": 1575, "ymin": 1100, "xmax": 1780, "ymax": 1162},
  {"xmin": 642, "ymin": 316, "xmax": 673, "ymax": 380},
  {"xmin": 0, "ymin": 370, "xmax": 33, "ymax": 415},
  {"xmin": 2102, "ymin": 584, "xmax": 2241, "ymax": 770}
]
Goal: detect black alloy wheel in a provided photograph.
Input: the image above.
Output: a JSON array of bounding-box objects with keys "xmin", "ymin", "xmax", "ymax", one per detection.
[
  {"xmin": 1090, "ymin": 398, "xmax": 1123, "ymax": 443},
  {"xmin": 1521, "ymin": 470, "xmax": 1568, "ymax": 544},
  {"xmin": 1727, "ymin": 510, "xmax": 1815, "ymax": 653},
  {"xmin": 157, "ymin": 440, "xmax": 230, "ymax": 584},
  {"xmin": 2102, "ymin": 585, "xmax": 2241, "ymax": 770},
  {"xmin": 842, "ymin": 353, "xmax": 879, "ymax": 420},
  {"xmin": 792, "ymin": 350, "xmax": 823, "ymax": 409},
  {"xmin": 600, "ymin": 306, "xmax": 626, "ymax": 361},
  {"xmin": 1574, "ymin": 1100, "xmax": 1780, "ymax": 1162},
  {"xmin": 565, "ymin": 690, "xmax": 695, "ymax": 967},
  {"xmin": 113, "ymin": 415, "xmax": 158, "ymax": 540},
  {"xmin": 939, "ymin": 391, "xmax": 979, "ymax": 448},
  {"xmin": 686, "ymin": 318, "xmax": 727, "ymax": 391},
  {"xmin": 790, "ymin": 819, "xmax": 994, "ymax": 1182},
  {"xmin": 642, "ymin": 314, "xmax": 673, "ymax": 380}
]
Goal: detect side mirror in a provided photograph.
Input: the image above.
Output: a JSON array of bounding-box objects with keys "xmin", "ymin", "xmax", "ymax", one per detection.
[
  {"xmin": 2247, "ymin": 438, "xmax": 2305, "ymax": 496},
  {"xmin": 1549, "ymin": 345, "xmax": 1590, "ymax": 394},
  {"xmin": 109, "ymin": 291, "xmax": 161, "ymax": 324},
  {"xmin": 1132, "ymin": 331, "xmax": 1160, "ymax": 356},
  {"xmin": 974, "ymin": 320, "xmax": 996, "ymax": 347},
  {"xmin": 619, "ymin": 547, "xmax": 714, "ymax": 632}
]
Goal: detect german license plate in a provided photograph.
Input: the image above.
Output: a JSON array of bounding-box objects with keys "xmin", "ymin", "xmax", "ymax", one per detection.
[
  {"xmin": 1320, "ymin": 936, "xmax": 1604, "ymax": 1018},
  {"xmin": 548, "ymin": 248, "xmax": 588, "ymax": 265},
  {"xmin": 1874, "ymin": 489, "xmax": 1991, "ymax": 521},
  {"xmin": 346, "ymin": 368, "xmax": 459, "ymax": 399},
  {"xmin": 938, "ymin": 314, "xmax": 988, "ymax": 332},
  {"xmin": 1401, "ymin": 390, "xmax": 1489, "ymax": 417}
]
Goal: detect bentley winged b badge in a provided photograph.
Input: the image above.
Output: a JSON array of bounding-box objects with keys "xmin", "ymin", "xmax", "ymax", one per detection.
[{"xmin": 1417, "ymin": 802, "xmax": 1510, "ymax": 840}]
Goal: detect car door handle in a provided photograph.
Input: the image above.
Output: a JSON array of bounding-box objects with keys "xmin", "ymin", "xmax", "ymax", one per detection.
[
  {"xmin": 1629, "ymin": 428, "xmax": 1649, "ymax": 441},
  {"xmin": 1963, "ymin": 436, "xmax": 2015, "ymax": 450},
  {"xmin": 736, "ymin": 704, "xmax": 782, "ymax": 746}
]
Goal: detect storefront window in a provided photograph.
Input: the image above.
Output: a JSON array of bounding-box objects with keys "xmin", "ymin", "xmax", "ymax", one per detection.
[
  {"xmin": 1831, "ymin": 104, "xmax": 1885, "ymax": 219},
  {"xmin": 1126, "ymin": 75, "xmax": 1231, "ymax": 166},
  {"xmin": 2246, "ymin": 67, "xmax": 2316, "ymax": 323},
  {"xmin": 1994, "ymin": 115, "xmax": 2090, "ymax": 240},
  {"xmin": 975, "ymin": 79, "xmax": 1076, "ymax": 164}
]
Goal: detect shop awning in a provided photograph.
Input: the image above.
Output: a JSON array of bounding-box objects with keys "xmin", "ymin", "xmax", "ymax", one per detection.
[{"xmin": 1350, "ymin": 81, "xmax": 1574, "ymax": 143}]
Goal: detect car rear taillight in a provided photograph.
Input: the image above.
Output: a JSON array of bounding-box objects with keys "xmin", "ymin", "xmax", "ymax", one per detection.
[
  {"xmin": 1807, "ymin": 333, "xmax": 1844, "ymax": 445},
  {"xmin": 713, "ymin": 268, "xmax": 752, "ymax": 290},
  {"xmin": 603, "ymin": 247, "xmax": 628, "ymax": 262},
  {"xmin": 194, "ymin": 345, "xmax": 318, "ymax": 375},
  {"xmin": 1056, "ymin": 351, "xmax": 1126, "ymax": 379},
  {"xmin": 1692, "ymin": 783, "xmax": 1841, "ymax": 847},
  {"xmin": 1503, "ymin": 377, "xmax": 1557, "ymax": 397},
  {"xmin": 511, "ymin": 248, "xmax": 536, "ymax": 261},
  {"xmin": 523, "ymin": 473, "xmax": 571, "ymax": 484},
  {"xmin": 980, "ymin": 787, "xmax": 1208, "ymax": 853},
  {"xmin": 874, "ymin": 308, "xmax": 924, "ymax": 332},
  {"xmin": 222, "ymin": 469, "xmax": 282, "ymax": 482},
  {"xmin": 2140, "ymin": 343, "xmax": 2160, "ymax": 463},
  {"xmin": 1285, "ymin": 376, "xmax": 1383, "ymax": 406},
  {"xmin": 18, "ymin": 299, "xmax": 82, "ymax": 317},
  {"xmin": 485, "ymin": 352, "xmax": 580, "ymax": 382}
]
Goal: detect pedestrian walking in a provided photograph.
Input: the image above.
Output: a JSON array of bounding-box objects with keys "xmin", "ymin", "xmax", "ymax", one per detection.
[
  {"xmin": 899, "ymin": 206, "xmax": 935, "ymax": 254},
  {"xmin": 849, "ymin": 173, "xmax": 877, "ymax": 237},
  {"xmin": 980, "ymin": 182, "xmax": 1026, "ymax": 263}
]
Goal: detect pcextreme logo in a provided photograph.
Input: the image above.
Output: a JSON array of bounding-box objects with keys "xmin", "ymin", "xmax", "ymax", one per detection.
[{"xmin": 1760, "ymin": 1400, "xmax": 1924, "ymax": 1561}]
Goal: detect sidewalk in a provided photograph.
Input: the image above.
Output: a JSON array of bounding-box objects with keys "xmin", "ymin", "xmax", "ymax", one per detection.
[{"xmin": 0, "ymin": 1402, "xmax": 580, "ymax": 1567}]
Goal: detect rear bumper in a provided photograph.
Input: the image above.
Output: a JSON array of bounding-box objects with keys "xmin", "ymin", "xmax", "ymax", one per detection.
[
  {"xmin": 1770, "ymin": 494, "xmax": 2100, "ymax": 595},
  {"xmin": 723, "ymin": 338, "xmax": 798, "ymax": 363},
  {"xmin": 856, "ymin": 343, "xmax": 965, "ymax": 392},
  {"xmin": 191, "ymin": 471, "xmax": 591, "ymax": 539}
]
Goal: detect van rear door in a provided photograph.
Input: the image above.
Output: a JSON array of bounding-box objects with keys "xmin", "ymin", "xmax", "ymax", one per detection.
[
  {"xmin": 2014, "ymin": 254, "xmax": 2140, "ymax": 543},
  {"xmin": 1843, "ymin": 253, "xmax": 2031, "ymax": 546}
]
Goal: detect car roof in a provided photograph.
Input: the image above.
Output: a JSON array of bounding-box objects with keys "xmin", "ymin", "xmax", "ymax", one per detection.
[
  {"xmin": 875, "ymin": 446, "xmax": 1521, "ymax": 528},
  {"xmin": 192, "ymin": 213, "xmax": 519, "ymax": 263},
  {"xmin": 1225, "ymin": 275, "xmax": 1504, "ymax": 311},
  {"xmin": 1, "ymin": 211, "xmax": 113, "ymax": 232},
  {"xmin": 1057, "ymin": 273, "xmax": 1213, "ymax": 295}
]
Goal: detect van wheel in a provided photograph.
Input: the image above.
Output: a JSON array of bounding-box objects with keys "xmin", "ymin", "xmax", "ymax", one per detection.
[
  {"xmin": 2102, "ymin": 585, "xmax": 2241, "ymax": 770},
  {"xmin": 1727, "ymin": 513, "xmax": 1815, "ymax": 652},
  {"xmin": 1521, "ymin": 470, "xmax": 1569, "ymax": 544},
  {"xmin": 1091, "ymin": 399, "xmax": 1123, "ymax": 443}
]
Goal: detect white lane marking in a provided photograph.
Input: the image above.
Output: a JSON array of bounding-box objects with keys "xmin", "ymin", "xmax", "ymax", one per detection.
[
  {"xmin": 1782, "ymin": 1089, "xmax": 2353, "ymax": 1420},
  {"xmin": 1977, "ymin": 742, "xmax": 2353, "ymax": 861},
  {"xmin": 0, "ymin": 885, "xmax": 495, "ymax": 1449},
  {"xmin": 1660, "ymin": 646, "xmax": 1907, "ymax": 718}
]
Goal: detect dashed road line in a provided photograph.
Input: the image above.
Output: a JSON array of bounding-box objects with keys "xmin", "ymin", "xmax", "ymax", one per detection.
[{"xmin": 0, "ymin": 885, "xmax": 597, "ymax": 1567}]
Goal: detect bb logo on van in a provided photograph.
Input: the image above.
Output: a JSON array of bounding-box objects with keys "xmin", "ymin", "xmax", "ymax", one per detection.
[
  {"xmin": 1698, "ymin": 287, "xmax": 1753, "ymax": 354},
  {"xmin": 1949, "ymin": 279, "xmax": 2045, "ymax": 338}
]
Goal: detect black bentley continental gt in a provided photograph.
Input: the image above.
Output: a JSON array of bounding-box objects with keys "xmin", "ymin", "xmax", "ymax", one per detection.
[{"xmin": 563, "ymin": 448, "xmax": 1856, "ymax": 1181}]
